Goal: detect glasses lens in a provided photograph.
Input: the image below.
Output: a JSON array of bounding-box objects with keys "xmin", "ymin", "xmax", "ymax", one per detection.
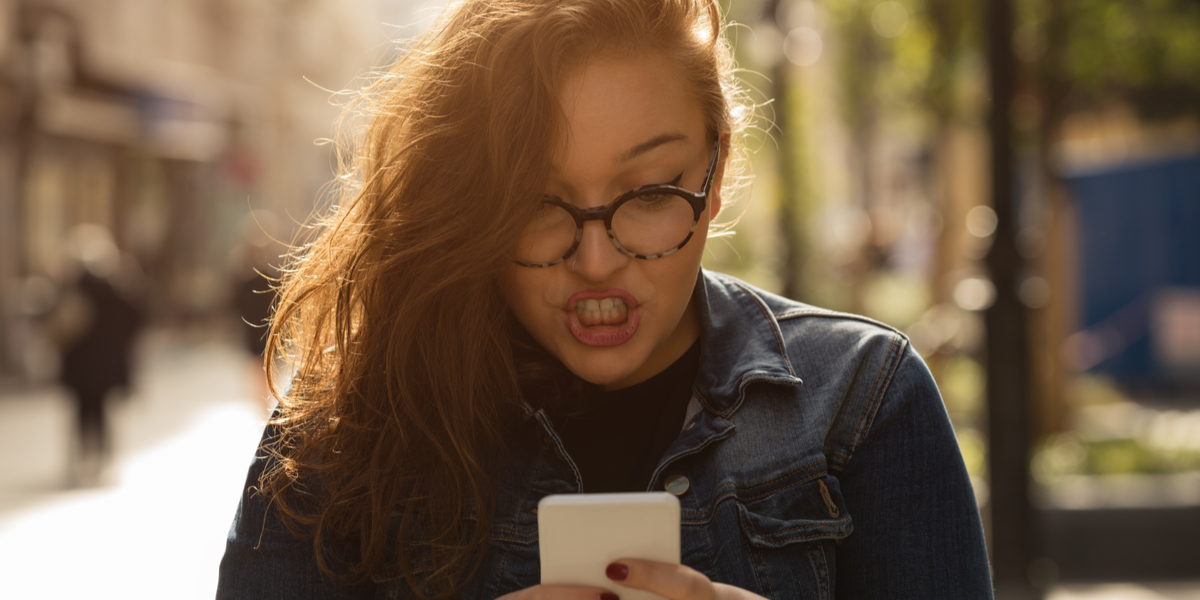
[
  {"xmin": 511, "ymin": 203, "xmax": 577, "ymax": 265},
  {"xmin": 612, "ymin": 191, "xmax": 696, "ymax": 255}
]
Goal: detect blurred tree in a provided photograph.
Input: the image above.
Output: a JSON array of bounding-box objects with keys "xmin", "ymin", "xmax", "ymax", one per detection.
[
  {"xmin": 762, "ymin": 0, "xmax": 808, "ymax": 300},
  {"xmin": 1059, "ymin": 0, "xmax": 1200, "ymax": 120},
  {"xmin": 824, "ymin": 0, "xmax": 882, "ymax": 314},
  {"xmin": 920, "ymin": 0, "xmax": 979, "ymax": 313},
  {"xmin": 820, "ymin": 0, "xmax": 983, "ymax": 316}
]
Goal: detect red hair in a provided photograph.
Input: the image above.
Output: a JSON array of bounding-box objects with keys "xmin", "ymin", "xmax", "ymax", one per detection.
[{"xmin": 260, "ymin": 1, "xmax": 749, "ymax": 596}]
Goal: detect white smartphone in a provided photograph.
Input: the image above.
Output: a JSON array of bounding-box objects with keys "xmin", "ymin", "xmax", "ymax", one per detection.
[{"xmin": 538, "ymin": 492, "xmax": 681, "ymax": 600}]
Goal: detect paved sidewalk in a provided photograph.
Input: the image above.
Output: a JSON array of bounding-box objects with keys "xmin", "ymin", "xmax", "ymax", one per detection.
[{"xmin": 0, "ymin": 331, "xmax": 269, "ymax": 600}]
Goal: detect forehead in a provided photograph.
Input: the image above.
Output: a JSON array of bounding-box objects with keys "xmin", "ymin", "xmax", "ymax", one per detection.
[{"xmin": 555, "ymin": 53, "xmax": 705, "ymax": 166}]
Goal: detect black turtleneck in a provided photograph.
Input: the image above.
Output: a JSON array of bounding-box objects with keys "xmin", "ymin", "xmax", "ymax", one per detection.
[{"xmin": 555, "ymin": 341, "xmax": 701, "ymax": 493}]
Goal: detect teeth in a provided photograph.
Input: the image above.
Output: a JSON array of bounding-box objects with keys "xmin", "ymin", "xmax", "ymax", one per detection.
[{"xmin": 575, "ymin": 297, "xmax": 628, "ymax": 325}]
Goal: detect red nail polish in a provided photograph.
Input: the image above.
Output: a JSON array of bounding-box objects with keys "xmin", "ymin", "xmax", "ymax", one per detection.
[
  {"xmin": 600, "ymin": 594, "xmax": 620, "ymax": 600},
  {"xmin": 606, "ymin": 563, "xmax": 629, "ymax": 581}
]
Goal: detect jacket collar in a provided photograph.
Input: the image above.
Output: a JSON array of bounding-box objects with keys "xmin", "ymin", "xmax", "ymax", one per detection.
[{"xmin": 692, "ymin": 269, "xmax": 803, "ymax": 416}]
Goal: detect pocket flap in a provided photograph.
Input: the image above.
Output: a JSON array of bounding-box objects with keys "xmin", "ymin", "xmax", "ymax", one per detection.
[{"xmin": 737, "ymin": 475, "xmax": 853, "ymax": 548}]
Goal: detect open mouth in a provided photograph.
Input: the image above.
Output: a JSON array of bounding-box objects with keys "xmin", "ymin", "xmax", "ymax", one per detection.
[
  {"xmin": 575, "ymin": 297, "xmax": 629, "ymax": 326},
  {"xmin": 565, "ymin": 290, "xmax": 640, "ymax": 347}
]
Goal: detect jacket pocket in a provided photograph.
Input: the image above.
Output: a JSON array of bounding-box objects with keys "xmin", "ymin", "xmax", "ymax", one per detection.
[{"xmin": 736, "ymin": 474, "xmax": 853, "ymax": 548}]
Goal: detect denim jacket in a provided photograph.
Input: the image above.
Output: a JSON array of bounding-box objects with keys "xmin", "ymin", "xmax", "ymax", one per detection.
[{"xmin": 218, "ymin": 270, "xmax": 994, "ymax": 599}]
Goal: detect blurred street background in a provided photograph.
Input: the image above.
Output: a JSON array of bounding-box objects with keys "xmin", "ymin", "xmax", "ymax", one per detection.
[{"xmin": 0, "ymin": 0, "xmax": 1198, "ymax": 598}]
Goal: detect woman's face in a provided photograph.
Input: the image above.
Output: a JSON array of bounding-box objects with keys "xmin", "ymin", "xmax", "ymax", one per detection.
[{"xmin": 500, "ymin": 52, "xmax": 724, "ymax": 389}]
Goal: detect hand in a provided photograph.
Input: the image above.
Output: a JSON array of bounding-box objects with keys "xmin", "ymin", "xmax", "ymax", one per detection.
[
  {"xmin": 494, "ymin": 560, "xmax": 766, "ymax": 600},
  {"xmin": 603, "ymin": 559, "xmax": 767, "ymax": 600}
]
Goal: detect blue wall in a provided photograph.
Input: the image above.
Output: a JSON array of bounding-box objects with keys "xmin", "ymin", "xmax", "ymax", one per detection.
[{"xmin": 1067, "ymin": 152, "xmax": 1200, "ymax": 386}]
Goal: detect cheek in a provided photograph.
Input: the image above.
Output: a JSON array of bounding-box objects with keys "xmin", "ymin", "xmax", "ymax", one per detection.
[
  {"xmin": 647, "ymin": 236, "xmax": 707, "ymax": 308},
  {"xmin": 500, "ymin": 266, "xmax": 552, "ymax": 328}
]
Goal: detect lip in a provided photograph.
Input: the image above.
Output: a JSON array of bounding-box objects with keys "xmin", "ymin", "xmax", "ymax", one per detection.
[{"xmin": 564, "ymin": 288, "xmax": 640, "ymax": 347}]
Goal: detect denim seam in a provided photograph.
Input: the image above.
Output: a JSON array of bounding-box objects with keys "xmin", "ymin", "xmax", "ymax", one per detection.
[
  {"xmin": 755, "ymin": 528, "xmax": 853, "ymax": 544},
  {"xmin": 732, "ymin": 282, "xmax": 795, "ymax": 377},
  {"xmin": 680, "ymin": 468, "xmax": 828, "ymax": 519},
  {"xmin": 490, "ymin": 519, "xmax": 537, "ymax": 539},
  {"xmin": 489, "ymin": 536, "xmax": 511, "ymax": 599},
  {"xmin": 746, "ymin": 514, "xmax": 853, "ymax": 537},
  {"xmin": 772, "ymin": 311, "xmax": 909, "ymax": 472},
  {"xmin": 849, "ymin": 334, "xmax": 905, "ymax": 455},
  {"xmin": 489, "ymin": 533, "xmax": 537, "ymax": 544},
  {"xmin": 692, "ymin": 384, "xmax": 717, "ymax": 416},
  {"xmin": 827, "ymin": 450, "xmax": 850, "ymax": 471},
  {"xmin": 488, "ymin": 528, "xmax": 537, "ymax": 542},
  {"xmin": 806, "ymin": 543, "xmax": 831, "ymax": 600},
  {"xmin": 687, "ymin": 488, "xmax": 719, "ymax": 579},
  {"xmin": 681, "ymin": 489, "xmax": 737, "ymax": 523},
  {"xmin": 535, "ymin": 410, "xmax": 584, "ymax": 493},
  {"xmin": 680, "ymin": 480, "xmax": 742, "ymax": 516},
  {"xmin": 692, "ymin": 481, "xmax": 853, "ymax": 537},
  {"xmin": 734, "ymin": 461, "xmax": 826, "ymax": 499},
  {"xmin": 776, "ymin": 308, "xmax": 837, "ymax": 319},
  {"xmin": 723, "ymin": 375, "xmax": 804, "ymax": 420},
  {"xmin": 744, "ymin": 532, "xmax": 775, "ymax": 599},
  {"xmin": 774, "ymin": 309, "xmax": 905, "ymax": 338},
  {"xmin": 648, "ymin": 418, "xmax": 736, "ymax": 491}
]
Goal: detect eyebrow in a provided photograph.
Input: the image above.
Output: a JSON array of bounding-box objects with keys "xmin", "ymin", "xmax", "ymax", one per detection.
[{"xmin": 618, "ymin": 133, "xmax": 689, "ymax": 163}]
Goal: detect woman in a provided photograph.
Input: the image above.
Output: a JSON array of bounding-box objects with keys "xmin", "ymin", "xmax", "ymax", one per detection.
[{"xmin": 217, "ymin": 0, "xmax": 993, "ymax": 598}]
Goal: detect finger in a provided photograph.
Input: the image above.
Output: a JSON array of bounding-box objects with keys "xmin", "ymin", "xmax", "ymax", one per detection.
[
  {"xmin": 495, "ymin": 584, "xmax": 621, "ymax": 600},
  {"xmin": 605, "ymin": 559, "xmax": 716, "ymax": 600}
]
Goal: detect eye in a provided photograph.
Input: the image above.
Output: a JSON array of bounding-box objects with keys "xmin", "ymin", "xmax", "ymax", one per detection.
[{"xmin": 633, "ymin": 195, "xmax": 673, "ymax": 212}]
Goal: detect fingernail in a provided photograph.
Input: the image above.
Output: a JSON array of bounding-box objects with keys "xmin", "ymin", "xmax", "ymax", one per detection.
[
  {"xmin": 605, "ymin": 563, "xmax": 629, "ymax": 581},
  {"xmin": 600, "ymin": 594, "xmax": 620, "ymax": 600}
]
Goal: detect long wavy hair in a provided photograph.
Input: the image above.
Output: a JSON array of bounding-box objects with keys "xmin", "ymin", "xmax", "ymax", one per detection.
[{"xmin": 259, "ymin": 0, "xmax": 751, "ymax": 596}]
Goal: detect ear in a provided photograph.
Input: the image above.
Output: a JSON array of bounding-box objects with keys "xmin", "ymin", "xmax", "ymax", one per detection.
[{"xmin": 709, "ymin": 136, "xmax": 730, "ymax": 220}]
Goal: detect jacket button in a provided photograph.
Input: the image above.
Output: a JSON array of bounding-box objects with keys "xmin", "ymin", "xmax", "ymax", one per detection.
[{"xmin": 664, "ymin": 474, "xmax": 690, "ymax": 495}]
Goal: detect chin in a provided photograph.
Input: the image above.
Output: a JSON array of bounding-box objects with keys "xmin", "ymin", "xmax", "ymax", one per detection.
[{"xmin": 560, "ymin": 347, "xmax": 645, "ymax": 387}]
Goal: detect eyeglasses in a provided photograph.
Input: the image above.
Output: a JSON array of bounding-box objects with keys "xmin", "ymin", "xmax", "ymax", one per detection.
[{"xmin": 508, "ymin": 139, "xmax": 721, "ymax": 268}]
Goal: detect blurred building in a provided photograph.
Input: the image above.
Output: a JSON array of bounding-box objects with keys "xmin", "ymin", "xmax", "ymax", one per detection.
[{"xmin": 0, "ymin": 0, "xmax": 391, "ymax": 380}]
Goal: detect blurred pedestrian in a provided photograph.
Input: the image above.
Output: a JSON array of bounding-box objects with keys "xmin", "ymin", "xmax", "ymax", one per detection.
[{"xmin": 49, "ymin": 225, "xmax": 145, "ymax": 486}]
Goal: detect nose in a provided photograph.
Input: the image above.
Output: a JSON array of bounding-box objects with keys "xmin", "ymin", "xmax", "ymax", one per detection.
[{"xmin": 569, "ymin": 219, "xmax": 629, "ymax": 281}]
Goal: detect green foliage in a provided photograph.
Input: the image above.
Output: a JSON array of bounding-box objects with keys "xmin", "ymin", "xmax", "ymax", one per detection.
[
  {"xmin": 820, "ymin": 0, "xmax": 983, "ymax": 127},
  {"xmin": 938, "ymin": 354, "xmax": 986, "ymax": 417},
  {"xmin": 1022, "ymin": 0, "xmax": 1200, "ymax": 119},
  {"xmin": 825, "ymin": 0, "xmax": 1200, "ymax": 124},
  {"xmin": 1034, "ymin": 433, "xmax": 1200, "ymax": 480}
]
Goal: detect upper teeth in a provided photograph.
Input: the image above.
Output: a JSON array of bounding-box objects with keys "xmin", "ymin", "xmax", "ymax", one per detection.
[{"xmin": 577, "ymin": 297, "xmax": 627, "ymax": 319}]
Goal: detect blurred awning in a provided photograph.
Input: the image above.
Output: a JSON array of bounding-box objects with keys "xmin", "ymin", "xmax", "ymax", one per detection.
[
  {"xmin": 37, "ymin": 91, "xmax": 140, "ymax": 145},
  {"xmin": 34, "ymin": 51, "xmax": 232, "ymax": 162}
]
